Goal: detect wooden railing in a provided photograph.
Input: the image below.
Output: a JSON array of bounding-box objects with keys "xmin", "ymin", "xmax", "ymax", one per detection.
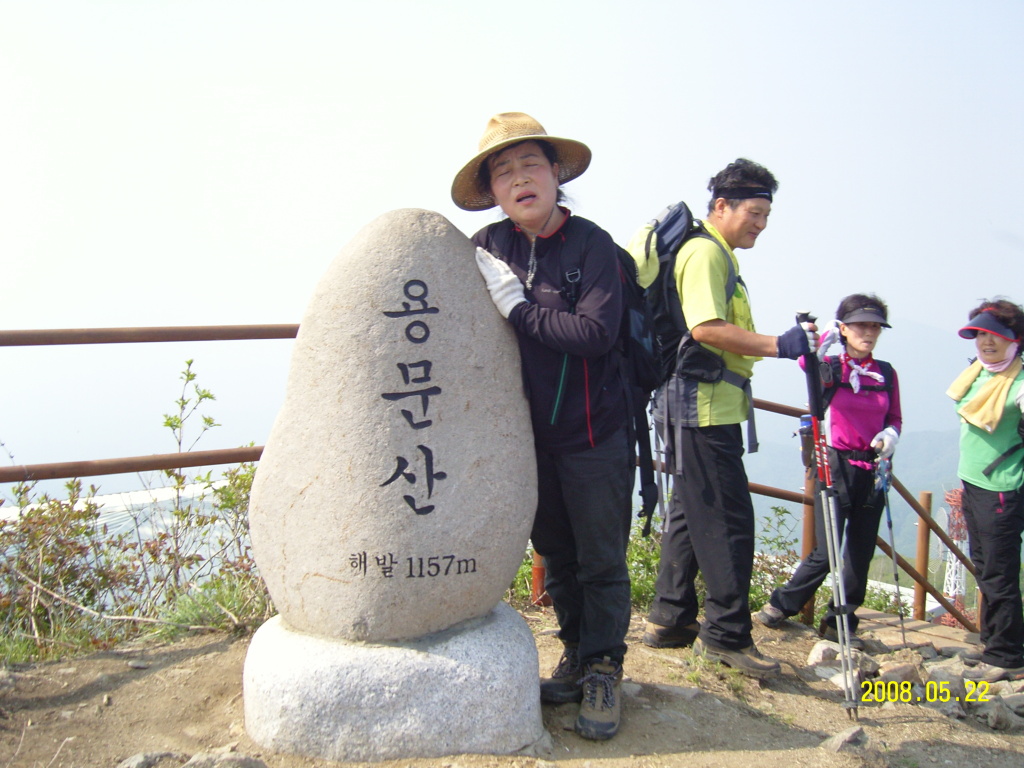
[{"xmin": 1, "ymin": 324, "xmax": 976, "ymax": 631}]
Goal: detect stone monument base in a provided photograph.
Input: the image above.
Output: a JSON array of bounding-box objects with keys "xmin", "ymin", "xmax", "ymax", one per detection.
[{"xmin": 243, "ymin": 603, "xmax": 545, "ymax": 762}]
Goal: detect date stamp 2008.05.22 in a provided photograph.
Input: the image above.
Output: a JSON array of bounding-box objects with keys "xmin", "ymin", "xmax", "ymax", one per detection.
[{"xmin": 860, "ymin": 679, "xmax": 990, "ymax": 705}]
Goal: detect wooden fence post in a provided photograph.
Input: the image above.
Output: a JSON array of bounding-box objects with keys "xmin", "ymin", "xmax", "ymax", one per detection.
[{"xmin": 914, "ymin": 490, "xmax": 933, "ymax": 620}]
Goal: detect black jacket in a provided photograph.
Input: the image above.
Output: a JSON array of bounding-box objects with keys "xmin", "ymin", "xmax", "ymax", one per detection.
[{"xmin": 473, "ymin": 213, "xmax": 627, "ymax": 453}]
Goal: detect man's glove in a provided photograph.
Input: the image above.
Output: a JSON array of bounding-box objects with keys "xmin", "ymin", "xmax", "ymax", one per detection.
[
  {"xmin": 475, "ymin": 247, "xmax": 526, "ymax": 319},
  {"xmin": 816, "ymin": 321, "xmax": 840, "ymax": 360},
  {"xmin": 871, "ymin": 426, "xmax": 900, "ymax": 459},
  {"xmin": 777, "ymin": 321, "xmax": 817, "ymax": 359}
]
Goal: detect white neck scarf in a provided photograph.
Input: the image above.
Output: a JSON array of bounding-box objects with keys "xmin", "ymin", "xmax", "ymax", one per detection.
[{"xmin": 843, "ymin": 352, "xmax": 885, "ymax": 393}]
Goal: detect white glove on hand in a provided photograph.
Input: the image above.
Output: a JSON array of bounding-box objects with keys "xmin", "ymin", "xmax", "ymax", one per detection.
[
  {"xmin": 802, "ymin": 321, "xmax": 818, "ymax": 355},
  {"xmin": 475, "ymin": 247, "xmax": 526, "ymax": 319},
  {"xmin": 1015, "ymin": 385, "xmax": 1024, "ymax": 414},
  {"xmin": 871, "ymin": 426, "xmax": 900, "ymax": 459},
  {"xmin": 817, "ymin": 321, "xmax": 840, "ymax": 360}
]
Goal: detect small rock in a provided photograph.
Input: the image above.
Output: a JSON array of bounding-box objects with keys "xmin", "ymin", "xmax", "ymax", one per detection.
[
  {"xmin": 116, "ymin": 752, "xmax": 189, "ymax": 768},
  {"xmin": 126, "ymin": 660, "xmax": 151, "ymax": 670},
  {"xmin": 1003, "ymin": 692, "xmax": 1024, "ymax": 716},
  {"xmin": 182, "ymin": 754, "xmax": 268, "ymax": 768},
  {"xmin": 916, "ymin": 644, "xmax": 939, "ymax": 660},
  {"xmin": 819, "ymin": 726, "xmax": 865, "ymax": 752},
  {"xmin": 877, "ymin": 661, "xmax": 923, "ymax": 685},
  {"xmin": 807, "ymin": 640, "xmax": 879, "ymax": 675},
  {"xmin": 973, "ymin": 699, "xmax": 1024, "ymax": 731},
  {"xmin": 621, "ymin": 682, "xmax": 642, "ymax": 697},
  {"xmin": 989, "ymin": 680, "xmax": 1016, "ymax": 698},
  {"xmin": 654, "ymin": 683, "xmax": 703, "ymax": 700}
]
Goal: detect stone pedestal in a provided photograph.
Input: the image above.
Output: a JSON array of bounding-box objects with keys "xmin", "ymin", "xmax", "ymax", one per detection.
[
  {"xmin": 243, "ymin": 209, "xmax": 542, "ymax": 760},
  {"xmin": 243, "ymin": 603, "xmax": 544, "ymax": 762}
]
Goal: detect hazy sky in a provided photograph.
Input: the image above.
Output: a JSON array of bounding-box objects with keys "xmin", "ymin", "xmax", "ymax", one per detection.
[{"xmin": 2, "ymin": 1, "xmax": 1023, "ymax": 496}]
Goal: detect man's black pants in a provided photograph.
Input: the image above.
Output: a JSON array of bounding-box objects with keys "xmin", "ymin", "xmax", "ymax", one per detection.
[{"xmin": 648, "ymin": 423, "xmax": 755, "ymax": 650}]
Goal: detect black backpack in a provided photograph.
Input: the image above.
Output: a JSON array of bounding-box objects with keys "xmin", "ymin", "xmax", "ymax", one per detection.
[
  {"xmin": 560, "ymin": 244, "xmax": 662, "ymax": 535},
  {"xmin": 627, "ymin": 201, "xmax": 740, "ymax": 386},
  {"xmin": 627, "ymin": 202, "xmax": 758, "ymax": 463}
]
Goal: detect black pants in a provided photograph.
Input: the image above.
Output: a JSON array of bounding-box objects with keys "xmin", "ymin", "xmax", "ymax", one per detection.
[
  {"xmin": 769, "ymin": 453, "xmax": 885, "ymax": 633},
  {"xmin": 961, "ymin": 481, "xmax": 1024, "ymax": 668},
  {"xmin": 647, "ymin": 423, "xmax": 755, "ymax": 650},
  {"xmin": 531, "ymin": 428, "xmax": 633, "ymax": 665}
]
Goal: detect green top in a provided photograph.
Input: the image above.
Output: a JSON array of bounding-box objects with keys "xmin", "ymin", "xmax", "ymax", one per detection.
[
  {"xmin": 673, "ymin": 222, "xmax": 759, "ymax": 426},
  {"xmin": 957, "ymin": 367, "xmax": 1024, "ymax": 491}
]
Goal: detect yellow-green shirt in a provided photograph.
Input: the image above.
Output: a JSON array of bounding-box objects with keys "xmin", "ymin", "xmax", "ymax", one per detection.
[{"xmin": 633, "ymin": 221, "xmax": 760, "ymax": 425}]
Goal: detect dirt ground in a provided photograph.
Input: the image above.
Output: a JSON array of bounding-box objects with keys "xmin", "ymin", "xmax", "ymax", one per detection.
[{"xmin": 3, "ymin": 609, "xmax": 1024, "ymax": 768}]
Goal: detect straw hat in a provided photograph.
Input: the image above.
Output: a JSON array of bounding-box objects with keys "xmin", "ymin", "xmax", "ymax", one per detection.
[{"xmin": 451, "ymin": 112, "xmax": 592, "ymax": 211}]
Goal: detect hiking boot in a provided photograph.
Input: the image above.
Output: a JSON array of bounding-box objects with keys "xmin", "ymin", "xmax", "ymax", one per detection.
[
  {"xmin": 755, "ymin": 603, "xmax": 786, "ymax": 629},
  {"xmin": 540, "ymin": 644, "xmax": 582, "ymax": 703},
  {"xmin": 693, "ymin": 638, "xmax": 781, "ymax": 679},
  {"xmin": 642, "ymin": 621, "xmax": 700, "ymax": 649},
  {"xmin": 575, "ymin": 656, "xmax": 623, "ymax": 741},
  {"xmin": 962, "ymin": 661, "xmax": 1024, "ymax": 683},
  {"xmin": 818, "ymin": 622, "xmax": 865, "ymax": 651}
]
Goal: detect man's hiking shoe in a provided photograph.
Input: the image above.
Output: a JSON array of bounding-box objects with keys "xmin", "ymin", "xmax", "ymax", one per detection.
[
  {"xmin": 962, "ymin": 661, "xmax": 1024, "ymax": 683},
  {"xmin": 818, "ymin": 622, "xmax": 866, "ymax": 650},
  {"xmin": 642, "ymin": 621, "xmax": 700, "ymax": 649},
  {"xmin": 540, "ymin": 645, "xmax": 582, "ymax": 703},
  {"xmin": 693, "ymin": 638, "xmax": 780, "ymax": 679},
  {"xmin": 575, "ymin": 657, "xmax": 623, "ymax": 741},
  {"xmin": 755, "ymin": 603, "xmax": 786, "ymax": 629}
]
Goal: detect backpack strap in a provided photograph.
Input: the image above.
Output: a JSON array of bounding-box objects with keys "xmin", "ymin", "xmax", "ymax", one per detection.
[
  {"xmin": 821, "ymin": 357, "xmax": 894, "ymax": 411},
  {"xmin": 668, "ymin": 229, "xmax": 756, "ymax": 453},
  {"xmin": 982, "ymin": 413, "xmax": 1024, "ymax": 477}
]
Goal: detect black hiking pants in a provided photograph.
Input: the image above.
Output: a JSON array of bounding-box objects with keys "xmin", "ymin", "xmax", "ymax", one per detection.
[
  {"xmin": 961, "ymin": 481, "xmax": 1024, "ymax": 669},
  {"xmin": 531, "ymin": 427, "xmax": 633, "ymax": 665},
  {"xmin": 769, "ymin": 453, "xmax": 885, "ymax": 633},
  {"xmin": 647, "ymin": 423, "xmax": 756, "ymax": 650}
]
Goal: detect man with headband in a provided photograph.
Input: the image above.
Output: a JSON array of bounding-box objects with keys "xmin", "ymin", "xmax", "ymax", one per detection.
[{"xmin": 640, "ymin": 158, "xmax": 815, "ymax": 677}]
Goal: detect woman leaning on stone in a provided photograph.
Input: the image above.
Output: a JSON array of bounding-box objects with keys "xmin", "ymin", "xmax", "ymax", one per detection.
[{"xmin": 451, "ymin": 112, "xmax": 632, "ymax": 741}]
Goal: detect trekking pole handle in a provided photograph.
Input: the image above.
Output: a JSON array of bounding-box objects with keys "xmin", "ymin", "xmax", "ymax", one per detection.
[{"xmin": 796, "ymin": 312, "xmax": 825, "ymax": 421}]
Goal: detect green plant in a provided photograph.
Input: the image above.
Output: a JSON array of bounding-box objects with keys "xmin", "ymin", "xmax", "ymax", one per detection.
[
  {"xmin": 626, "ymin": 524, "xmax": 663, "ymax": 612},
  {"xmin": 750, "ymin": 505, "xmax": 800, "ymax": 610},
  {"xmin": 0, "ymin": 479, "xmax": 140, "ymax": 659},
  {"xmin": 0, "ymin": 360, "xmax": 272, "ymax": 662},
  {"xmin": 506, "ymin": 549, "xmax": 535, "ymax": 608}
]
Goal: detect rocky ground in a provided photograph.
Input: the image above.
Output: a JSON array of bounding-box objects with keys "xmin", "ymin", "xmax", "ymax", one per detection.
[{"xmin": 2, "ymin": 608, "xmax": 1024, "ymax": 768}]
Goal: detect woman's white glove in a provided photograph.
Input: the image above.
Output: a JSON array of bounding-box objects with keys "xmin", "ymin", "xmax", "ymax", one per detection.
[
  {"xmin": 871, "ymin": 426, "xmax": 900, "ymax": 459},
  {"xmin": 817, "ymin": 321, "xmax": 841, "ymax": 360},
  {"xmin": 475, "ymin": 247, "xmax": 526, "ymax": 319}
]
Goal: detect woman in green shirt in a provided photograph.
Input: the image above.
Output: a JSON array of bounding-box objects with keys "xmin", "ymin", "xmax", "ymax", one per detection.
[{"xmin": 948, "ymin": 299, "xmax": 1024, "ymax": 682}]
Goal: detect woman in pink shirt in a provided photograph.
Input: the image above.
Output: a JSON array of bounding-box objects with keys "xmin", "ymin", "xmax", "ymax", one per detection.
[{"xmin": 756, "ymin": 294, "xmax": 902, "ymax": 648}]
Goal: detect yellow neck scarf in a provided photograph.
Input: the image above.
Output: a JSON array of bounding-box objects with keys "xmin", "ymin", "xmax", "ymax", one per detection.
[{"xmin": 946, "ymin": 356, "xmax": 1023, "ymax": 433}]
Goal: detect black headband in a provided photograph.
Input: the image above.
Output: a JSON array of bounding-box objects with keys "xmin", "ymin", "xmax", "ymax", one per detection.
[{"xmin": 714, "ymin": 186, "xmax": 773, "ymax": 202}]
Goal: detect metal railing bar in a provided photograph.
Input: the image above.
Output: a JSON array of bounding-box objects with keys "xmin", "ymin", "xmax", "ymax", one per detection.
[
  {"xmin": 751, "ymin": 398, "xmax": 808, "ymax": 419},
  {"xmin": 0, "ymin": 325, "xmax": 299, "ymax": 347},
  {"xmin": 0, "ymin": 447, "xmax": 264, "ymax": 484}
]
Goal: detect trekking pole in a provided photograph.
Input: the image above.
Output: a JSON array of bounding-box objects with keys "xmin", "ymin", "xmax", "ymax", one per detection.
[
  {"xmin": 797, "ymin": 312, "xmax": 859, "ymax": 720},
  {"xmin": 875, "ymin": 457, "xmax": 908, "ymax": 647}
]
